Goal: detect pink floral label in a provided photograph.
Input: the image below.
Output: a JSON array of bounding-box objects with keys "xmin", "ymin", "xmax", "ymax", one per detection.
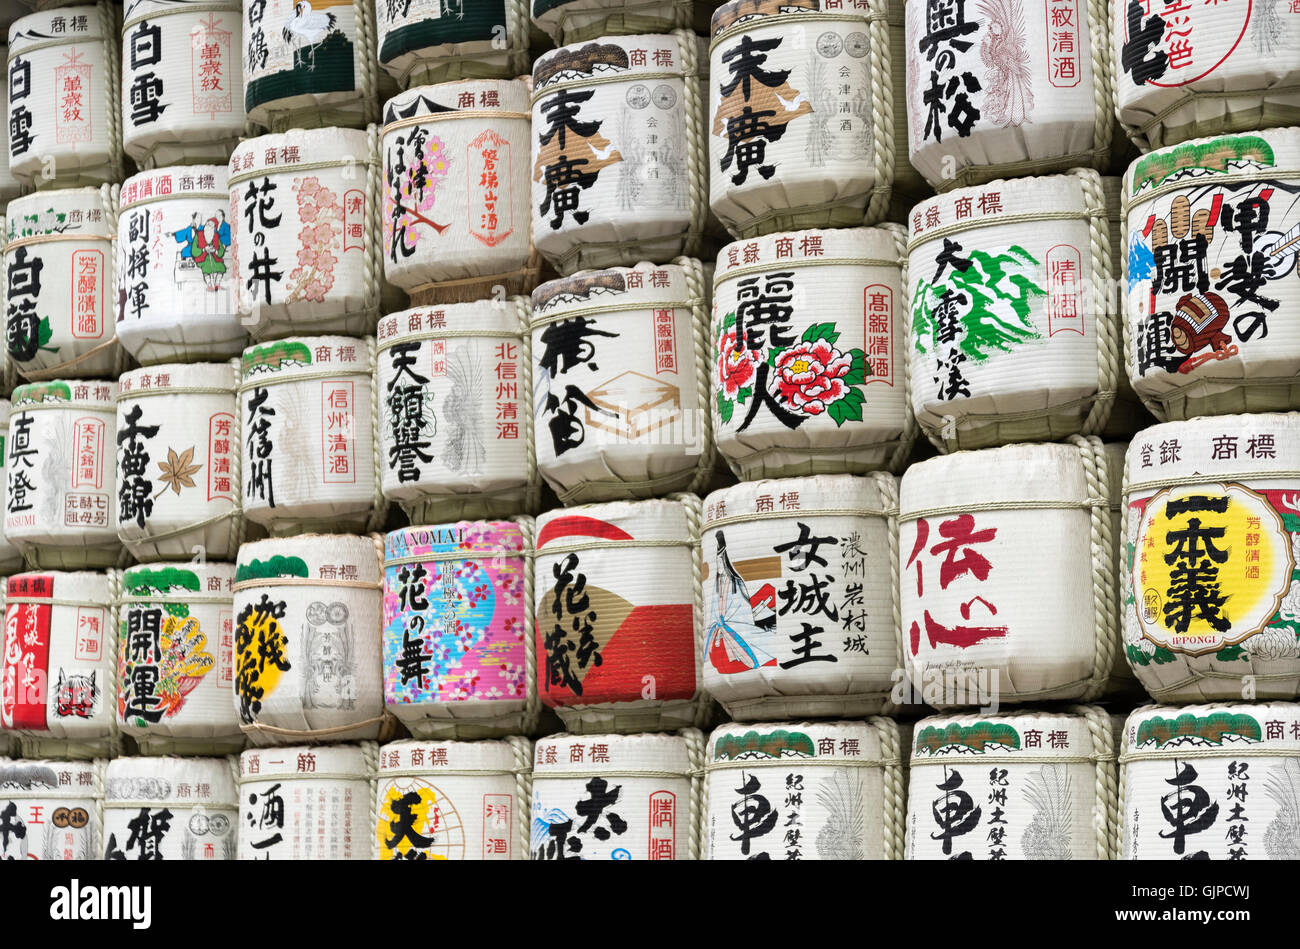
[{"xmin": 382, "ymin": 522, "xmax": 527, "ymax": 705}]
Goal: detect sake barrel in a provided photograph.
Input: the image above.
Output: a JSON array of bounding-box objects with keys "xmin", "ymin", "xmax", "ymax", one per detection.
[
  {"xmin": 116, "ymin": 363, "xmax": 243, "ymax": 563},
  {"xmin": 376, "ymin": 737, "xmax": 532, "ymax": 859},
  {"xmin": 0, "ymin": 401, "xmax": 23, "ymax": 575},
  {"xmin": 238, "ymin": 336, "xmax": 385, "ymax": 535},
  {"xmin": 906, "ymin": 706, "xmax": 1117, "ymax": 859},
  {"xmin": 229, "ymin": 129, "xmax": 394, "ymax": 341},
  {"xmin": 241, "ymin": 0, "xmax": 391, "ymax": 131},
  {"xmin": 377, "ymin": 299, "xmax": 539, "ymax": 523},
  {"xmin": 377, "ymin": 0, "xmax": 531, "ymax": 86},
  {"xmin": 713, "ymin": 226, "xmax": 914, "ymax": 480},
  {"xmin": 903, "ymin": 0, "xmax": 1111, "ymax": 190},
  {"xmin": 534, "ymin": 496, "xmax": 708, "ymax": 734},
  {"xmin": 530, "ymin": 729, "xmax": 701, "ymax": 860},
  {"xmin": 1112, "ymin": 2, "xmax": 1300, "ymax": 150},
  {"xmin": 0, "ymin": 758, "xmax": 100, "ymax": 859},
  {"xmin": 233, "ymin": 534, "xmax": 384, "ymax": 744},
  {"xmin": 704, "ymin": 719, "xmax": 904, "ymax": 859},
  {"xmin": 121, "ymin": 0, "xmax": 247, "ymax": 168},
  {"xmin": 899, "ymin": 437, "xmax": 1120, "ymax": 707},
  {"xmin": 102, "ymin": 756, "xmax": 238, "ymax": 859},
  {"xmin": 1103, "ymin": 440, "xmax": 1141, "ymax": 698},
  {"xmin": 381, "ymin": 79, "xmax": 538, "ymax": 305},
  {"xmin": 701, "ymin": 474, "xmax": 901, "ymax": 720},
  {"xmin": 0, "ymin": 66, "xmax": 24, "ymax": 204},
  {"xmin": 383, "ymin": 522, "xmax": 537, "ymax": 739},
  {"xmin": 5, "ymin": 187, "xmax": 125, "ymax": 381},
  {"xmin": 1123, "ymin": 128, "xmax": 1300, "ymax": 421},
  {"xmin": 907, "ymin": 169, "xmax": 1120, "ymax": 451},
  {"xmin": 116, "ymin": 166, "xmax": 247, "ymax": 365},
  {"xmin": 707, "ymin": 0, "xmax": 898, "ymax": 237},
  {"xmin": 1119, "ymin": 702, "xmax": 1300, "ymax": 859},
  {"xmin": 6, "ymin": 4, "xmax": 125, "ymax": 188},
  {"xmin": 531, "ymin": 31, "xmax": 707, "ymax": 275},
  {"xmin": 532, "ymin": 260, "xmax": 713, "ymax": 504},
  {"xmin": 237, "ymin": 742, "xmax": 375, "ymax": 859},
  {"xmin": 1122, "ymin": 414, "xmax": 1300, "ymax": 703},
  {"xmin": 117, "ymin": 561, "xmax": 244, "ymax": 755},
  {"xmin": 5, "ymin": 381, "xmax": 122, "ymax": 568},
  {"xmin": 531, "ymin": 0, "xmax": 698, "ymax": 45},
  {"xmin": 1, "ymin": 570, "xmax": 119, "ymax": 758}
]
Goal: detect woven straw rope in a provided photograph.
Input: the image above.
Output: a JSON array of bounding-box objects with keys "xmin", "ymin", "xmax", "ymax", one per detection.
[{"xmin": 542, "ymin": 0, "xmax": 691, "ymax": 45}]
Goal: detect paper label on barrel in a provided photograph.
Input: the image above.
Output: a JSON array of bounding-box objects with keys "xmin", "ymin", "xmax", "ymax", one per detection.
[
  {"xmin": 1125, "ymin": 469, "xmax": 1300, "ymax": 666},
  {"xmin": 532, "ymin": 39, "xmax": 689, "ymax": 238},
  {"xmin": 702, "ymin": 503, "xmax": 892, "ymax": 682},
  {"xmin": 909, "ymin": 718, "xmax": 1096, "ymax": 860},
  {"xmin": 377, "ymin": 312, "xmax": 527, "ymax": 488},
  {"xmin": 7, "ymin": 13, "xmax": 109, "ymax": 170},
  {"xmin": 1124, "ymin": 708, "xmax": 1300, "ymax": 859},
  {"xmin": 6, "ymin": 204, "xmax": 112, "ymax": 370},
  {"xmin": 1115, "ymin": 0, "xmax": 1265, "ymax": 94},
  {"xmin": 239, "ymin": 751, "xmax": 366, "ymax": 859},
  {"xmin": 383, "ymin": 524, "xmax": 528, "ymax": 707},
  {"xmin": 243, "ymin": 0, "xmax": 360, "ymax": 112},
  {"xmin": 376, "ymin": 773, "xmax": 515, "ymax": 860},
  {"xmin": 710, "ymin": 2, "xmax": 874, "ymax": 204},
  {"xmin": 2, "ymin": 575, "xmax": 54, "ymax": 731},
  {"xmin": 534, "ymin": 512, "xmax": 697, "ymax": 707},
  {"xmin": 103, "ymin": 772, "xmax": 236, "ymax": 860},
  {"xmin": 117, "ymin": 567, "xmax": 231, "ymax": 732},
  {"xmin": 707, "ymin": 725, "xmax": 882, "ymax": 860},
  {"xmin": 1125, "ymin": 135, "xmax": 1300, "ymax": 387},
  {"xmin": 123, "ymin": 4, "xmax": 239, "ymax": 136},
  {"xmin": 0, "ymin": 760, "xmax": 97, "ymax": 860}
]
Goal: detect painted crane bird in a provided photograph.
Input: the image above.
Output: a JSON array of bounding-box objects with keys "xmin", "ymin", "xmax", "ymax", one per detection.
[{"xmin": 283, "ymin": 0, "xmax": 338, "ymax": 64}]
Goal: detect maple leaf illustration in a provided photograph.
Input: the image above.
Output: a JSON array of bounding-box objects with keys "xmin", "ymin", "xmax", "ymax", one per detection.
[{"xmin": 155, "ymin": 446, "xmax": 203, "ymax": 498}]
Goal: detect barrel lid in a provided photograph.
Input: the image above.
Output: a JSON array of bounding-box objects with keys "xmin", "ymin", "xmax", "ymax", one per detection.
[
  {"xmin": 1125, "ymin": 413, "xmax": 1300, "ymax": 486},
  {"xmin": 239, "ymin": 744, "xmax": 369, "ymax": 780},
  {"xmin": 1123, "ymin": 703, "xmax": 1300, "ymax": 756},
  {"xmin": 383, "ymin": 78, "xmax": 530, "ymax": 129},
  {"xmin": 911, "ymin": 709, "xmax": 1104, "ymax": 762},
  {"xmin": 105, "ymin": 756, "xmax": 238, "ymax": 806},
  {"xmin": 11, "ymin": 379, "xmax": 116, "ymax": 408},
  {"xmin": 704, "ymin": 473, "xmax": 893, "ymax": 528},
  {"xmin": 535, "ymin": 497, "xmax": 694, "ymax": 551},
  {"xmin": 378, "ymin": 299, "xmax": 526, "ymax": 347},
  {"xmin": 707, "ymin": 720, "xmax": 885, "ymax": 765},
  {"xmin": 240, "ymin": 337, "xmax": 369, "ymax": 382},
  {"xmin": 533, "ymin": 32, "xmax": 693, "ymax": 90},
  {"xmin": 379, "ymin": 738, "xmax": 522, "ymax": 775},
  {"xmin": 385, "ymin": 521, "xmax": 525, "ymax": 563},
  {"xmin": 900, "ymin": 441, "xmax": 1092, "ymax": 516},
  {"xmin": 121, "ymin": 165, "xmax": 229, "ymax": 208},
  {"xmin": 120, "ymin": 361, "xmax": 236, "ymax": 394},
  {"xmin": 122, "ymin": 561, "xmax": 236, "ymax": 597},
  {"xmin": 235, "ymin": 533, "xmax": 381, "ymax": 585},
  {"xmin": 0, "ymin": 758, "xmax": 96, "ymax": 795},
  {"xmin": 533, "ymin": 731, "xmax": 693, "ymax": 777}
]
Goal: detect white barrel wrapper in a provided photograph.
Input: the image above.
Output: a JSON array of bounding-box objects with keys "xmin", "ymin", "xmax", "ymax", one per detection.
[
  {"xmin": 1122, "ymin": 414, "xmax": 1300, "ymax": 703},
  {"xmin": 377, "ymin": 299, "xmax": 539, "ymax": 522},
  {"xmin": 708, "ymin": 0, "xmax": 898, "ymax": 237},
  {"xmin": 376, "ymin": 737, "xmax": 532, "ymax": 859},
  {"xmin": 121, "ymin": 0, "xmax": 246, "ymax": 167},
  {"xmin": 1, "ymin": 570, "xmax": 118, "ymax": 757},
  {"xmin": 380, "ymin": 79, "xmax": 536, "ymax": 303},
  {"xmin": 102, "ymin": 756, "xmax": 238, "ymax": 859},
  {"xmin": 0, "ymin": 65, "xmax": 23, "ymax": 203},
  {"xmin": 383, "ymin": 522, "xmax": 537, "ymax": 739},
  {"xmin": 378, "ymin": 0, "xmax": 531, "ymax": 86},
  {"xmin": 702, "ymin": 474, "xmax": 901, "ymax": 720},
  {"xmin": 5, "ymin": 187, "xmax": 124, "ymax": 381},
  {"xmin": 117, "ymin": 561, "xmax": 243, "ymax": 755},
  {"xmin": 907, "ymin": 706, "xmax": 1117, "ymax": 859},
  {"xmin": 530, "ymin": 729, "xmax": 701, "ymax": 860},
  {"xmin": 903, "ymin": 0, "xmax": 1111, "ymax": 190},
  {"xmin": 239, "ymin": 336, "xmax": 384, "ymax": 535},
  {"xmin": 534, "ymin": 496, "xmax": 708, "ymax": 734},
  {"xmin": 237, "ymin": 742, "xmax": 374, "ymax": 859},
  {"xmin": 0, "ymin": 401, "xmax": 22, "ymax": 574},
  {"xmin": 531, "ymin": 31, "xmax": 706, "ymax": 275},
  {"xmin": 1123, "ymin": 128, "xmax": 1300, "ymax": 421},
  {"xmin": 115, "ymin": 362, "xmax": 243, "ymax": 562},
  {"xmin": 1111, "ymin": 0, "xmax": 1300, "ymax": 150},
  {"xmin": 532, "ymin": 260, "xmax": 712, "ymax": 504},
  {"xmin": 531, "ymin": 0, "xmax": 696, "ymax": 45},
  {"xmin": 705, "ymin": 719, "xmax": 904, "ymax": 859},
  {"xmin": 0, "ymin": 757, "xmax": 100, "ymax": 859},
  {"xmin": 229, "ymin": 128, "xmax": 394, "ymax": 340},
  {"xmin": 713, "ymin": 226, "xmax": 913, "ymax": 479},
  {"xmin": 233, "ymin": 534, "xmax": 384, "ymax": 744},
  {"xmin": 6, "ymin": 381, "xmax": 122, "ymax": 568},
  {"xmin": 899, "ymin": 438, "xmax": 1120, "ymax": 707},
  {"xmin": 116, "ymin": 166, "xmax": 246, "ymax": 365},
  {"xmin": 907, "ymin": 169, "xmax": 1119, "ymax": 451},
  {"xmin": 241, "ymin": 0, "xmax": 390, "ymax": 131},
  {"xmin": 6, "ymin": 3, "xmax": 124, "ymax": 188},
  {"xmin": 1119, "ymin": 702, "xmax": 1300, "ymax": 859}
]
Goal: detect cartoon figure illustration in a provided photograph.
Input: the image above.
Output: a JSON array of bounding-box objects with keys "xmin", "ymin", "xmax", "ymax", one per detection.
[
  {"xmin": 54, "ymin": 669, "xmax": 98, "ymax": 719},
  {"xmin": 1170, "ymin": 290, "xmax": 1237, "ymax": 374},
  {"xmin": 706, "ymin": 531, "xmax": 782, "ymax": 674},
  {"xmin": 173, "ymin": 212, "xmax": 231, "ymax": 290}
]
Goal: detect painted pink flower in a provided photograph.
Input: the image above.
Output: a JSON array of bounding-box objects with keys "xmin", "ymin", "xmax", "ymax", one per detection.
[
  {"xmin": 774, "ymin": 339, "xmax": 853, "ymax": 415},
  {"xmin": 717, "ymin": 328, "xmax": 760, "ymax": 397}
]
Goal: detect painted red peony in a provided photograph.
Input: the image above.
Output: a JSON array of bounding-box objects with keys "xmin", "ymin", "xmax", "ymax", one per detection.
[
  {"xmin": 717, "ymin": 328, "xmax": 760, "ymax": 397},
  {"xmin": 774, "ymin": 339, "xmax": 853, "ymax": 415}
]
